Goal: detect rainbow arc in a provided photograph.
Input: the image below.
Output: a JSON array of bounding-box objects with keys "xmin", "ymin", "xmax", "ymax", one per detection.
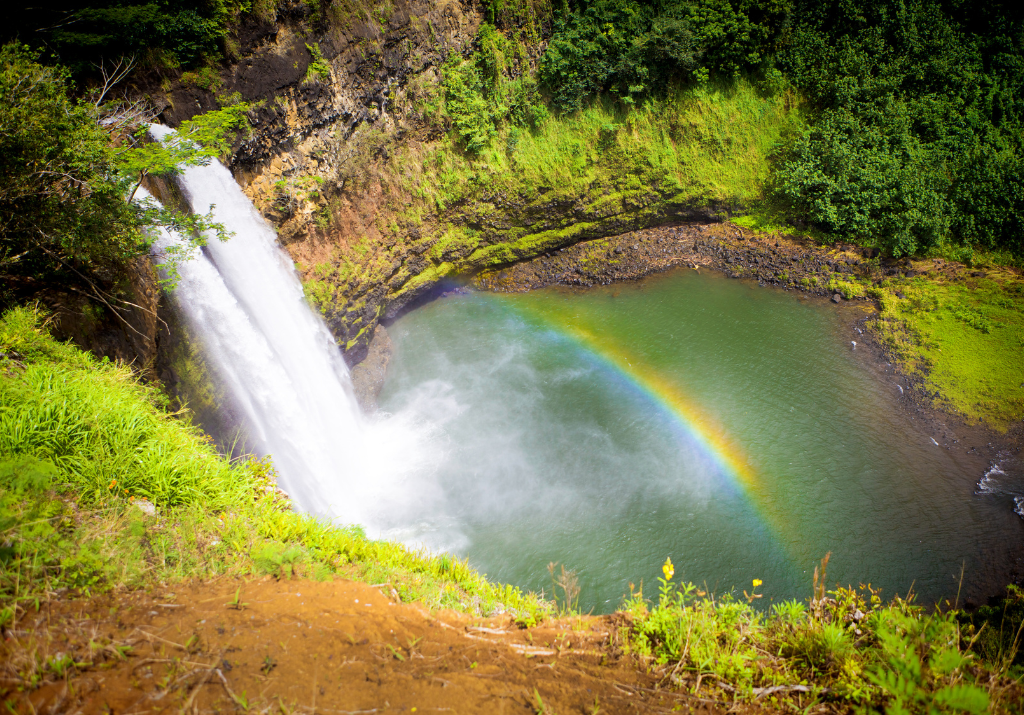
[{"xmin": 505, "ymin": 297, "xmax": 794, "ymax": 555}]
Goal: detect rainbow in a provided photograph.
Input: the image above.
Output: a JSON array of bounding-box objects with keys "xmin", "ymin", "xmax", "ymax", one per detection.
[
  {"xmin": 503, "ymin": 297, "xmax": 785, "ymax": 537},
  {"xmin": 568, "ymin": 324, "xmax": 761, "ymax": 496}
]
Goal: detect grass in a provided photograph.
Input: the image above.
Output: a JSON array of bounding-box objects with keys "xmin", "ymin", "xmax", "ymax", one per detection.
[
  {"xmin": 0, "ymin": 306, "xmax": 549, "ymax": 624},
  {"xmin": 865, "ymin": 265, "xmax": 1024, "ymax": 428},
  {"xmin": 305, "ymin": 79, "xmax": 805, "ymax": 321},
  {"xmin": 622, "ymin": 557, "xmax": 1023, "ymax": 711},
  {"xmin": 2, "ymin": 307, "xmax": 1023, "ymax": 711}
]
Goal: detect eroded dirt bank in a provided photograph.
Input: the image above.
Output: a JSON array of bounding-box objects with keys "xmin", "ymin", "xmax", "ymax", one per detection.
[{"xmin": 3, "ymin": 577, "xmax": 742, "ymax": 715}]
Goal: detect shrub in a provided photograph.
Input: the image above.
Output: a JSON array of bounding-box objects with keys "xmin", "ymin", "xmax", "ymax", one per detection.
[{"xmin": 305, "ymin": 42, "xmax": 331, "ymax": 84}]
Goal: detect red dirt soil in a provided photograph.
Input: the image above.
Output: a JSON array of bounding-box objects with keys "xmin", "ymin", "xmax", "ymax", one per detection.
[{"xmin": 0, "ymin": 577, "xmax": 760, "ymax": 714}]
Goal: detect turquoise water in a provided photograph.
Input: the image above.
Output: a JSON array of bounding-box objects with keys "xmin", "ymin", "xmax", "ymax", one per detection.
[{"xmin": 378, "ymin": 269, "xmax": 1023, "ymax": 612}]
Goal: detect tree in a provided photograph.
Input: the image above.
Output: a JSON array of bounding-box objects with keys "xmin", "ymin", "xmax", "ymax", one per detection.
[{"xmin": 0, "ymin": 42, "xmax": 249, "ymax": 310}]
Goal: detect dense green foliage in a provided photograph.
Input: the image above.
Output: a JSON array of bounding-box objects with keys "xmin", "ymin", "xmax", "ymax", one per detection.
[
  {"xmin": 0, "ymin": 44, "xmax": 141, "ymax": 292},
  {"xmin": 6, "ymin": 0, "xmax": 256, "ymax": 71},
  {"xmin": 773, "ymin": 0, "xmax": 1024, "ymax": 257},
  {"xmin": 538, "ymin": 0, "xmax": 1024, "ymax": 258},
  {"xmin": 540, "ymin": 0, "xmax": 789, "ymax": 111},
  {"xmin": 0, "ymin": 306, "xmax": 546, "ymax": 619},
  {"xmin": 0, "ymin": 43, "xmax": 248, "ymax": 303},
  {"xmin": 441, "ymin": 23, "xmax": 547, "ymax": 153}
]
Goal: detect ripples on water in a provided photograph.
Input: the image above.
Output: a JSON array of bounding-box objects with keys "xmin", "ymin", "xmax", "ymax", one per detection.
[{"xmin": 379, "ymin": 270, "xmax": 1024, "ymax": 612}]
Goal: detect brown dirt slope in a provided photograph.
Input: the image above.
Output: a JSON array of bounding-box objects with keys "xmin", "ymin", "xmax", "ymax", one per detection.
[{"xmin": 2, "ymin": 578, "xmax": 742, "ymax": 715}]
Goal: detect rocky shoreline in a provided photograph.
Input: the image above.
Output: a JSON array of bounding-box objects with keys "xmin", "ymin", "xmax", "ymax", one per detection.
[
  {"xmin": 473, "ymin": 220, "xmax": 882, "ymax": 297},
  {"xmin": 469, "ymin": 220, "xmax": 1024, "ymax": 537}
]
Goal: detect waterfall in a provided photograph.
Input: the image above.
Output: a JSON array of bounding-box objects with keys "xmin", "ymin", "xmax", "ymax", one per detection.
[{"xmin": 145, "ymin": 125, "xmax": 445, "ymax": 534}]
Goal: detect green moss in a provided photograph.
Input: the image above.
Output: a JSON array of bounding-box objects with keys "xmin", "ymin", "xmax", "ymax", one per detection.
[
  {"xmin": 427, "ymin": 226, "xmax": 481, "ymax": 262},
  {"xmin": 303, "ymin": 278, "xmax": 335, "ymax": 314},
  {"xmin": 396, "ymin": 261, "xmax": 455, "ymax": 297},
  {"xmin": 867, "ymin": 274, "xmax": 1024, "ymax": 428},
  {"xmin": 378, "ymin": 79, "xmax": 803, "ymax": 282},
  {"xmin": 828, "ymin": 278, "xmax": 867, "ymax": 300}
]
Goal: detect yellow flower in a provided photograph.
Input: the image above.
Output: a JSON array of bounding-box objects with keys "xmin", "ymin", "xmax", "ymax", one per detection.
[
  {"xmin": 662, "ymin": 557, "xmax": 674, "ymax": 582},
  {"xmin": 752, "ymin": 578, "xmax": 763, "ymax": 588}
]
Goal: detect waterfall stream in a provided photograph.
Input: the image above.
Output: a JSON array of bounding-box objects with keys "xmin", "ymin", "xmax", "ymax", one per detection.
[
  {"xmin": 140, "ymin": 128, "xmax": 1023, "ymax": 609},
  {"xmin": 145, "ymin": 125, "xmax": 445, "ymax": 536}
]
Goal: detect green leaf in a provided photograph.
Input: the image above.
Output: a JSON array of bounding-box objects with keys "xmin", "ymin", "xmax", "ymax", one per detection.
[{"xmin": 933, "ymin": 684, "xmax": 990, "ymax": 715}]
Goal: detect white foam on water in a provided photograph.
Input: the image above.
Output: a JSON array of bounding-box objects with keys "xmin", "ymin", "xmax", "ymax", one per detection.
[
  {"xmin": 975, "ymin": 461, "xmax": 1024, "ymax": 521},
  {"xmin": 144, "ymin": 125, "xmax": 458, "ymax": 544},
  {"xmin": 977, "ymin": 464, "xmax": 1008, "ymax": 494}
]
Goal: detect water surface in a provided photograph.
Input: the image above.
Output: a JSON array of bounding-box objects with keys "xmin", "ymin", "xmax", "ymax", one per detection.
[{"xmin": 378, "ymin": 269, "xmax": 1023, "ymax": 611}]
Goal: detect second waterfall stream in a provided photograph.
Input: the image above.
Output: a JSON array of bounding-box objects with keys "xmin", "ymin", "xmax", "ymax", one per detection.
[{"xmin": 146, "ymin": 125, "xmax": 449, "ymax": 539}]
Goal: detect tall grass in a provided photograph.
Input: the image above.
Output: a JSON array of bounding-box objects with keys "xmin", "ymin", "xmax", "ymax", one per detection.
[
  {"xmin": 0, "ymin": 357, "xmax": 247, "ymax": 508},
  {"xmin": 0, "ymin": 307, "xmax": 547, "ymax": 621},
  {"xmin": 390, "ymin": 79, "xmax": 802, "ymax": 224}
]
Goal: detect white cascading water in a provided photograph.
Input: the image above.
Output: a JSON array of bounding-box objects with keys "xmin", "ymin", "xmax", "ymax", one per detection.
[{"xmin": 144, "ymin": 124, "xmax": 450, "ymax": 537}]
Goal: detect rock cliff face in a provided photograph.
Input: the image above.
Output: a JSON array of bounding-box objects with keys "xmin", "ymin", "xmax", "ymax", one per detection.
[
  {"xmin": 143, "ymin": 0, "xmax": 715, "ymax": 365},
  {"xmin": 44, "ymin": 257, "xmax": 161, "ymax": 370},
  {"xmin": 145, "ymin": 0, "xmax": 484, "ymax": 363}
]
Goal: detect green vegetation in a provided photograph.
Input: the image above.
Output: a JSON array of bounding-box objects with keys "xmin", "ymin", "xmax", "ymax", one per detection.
[
  {"xmin": 772, "ymin": 0, "xmax": 1023, "ymax": 258},
  {"xmin": 0, "ymin": 44, "xmax": 249, "ymax": 304},
  {"xmin": 441, "ymin": 22, "xmax": 547, "ymax": 153},
  {"xmin": 539, "ymin": 0, "xmax": 1023, "ymax": 259},
  {"xmin": 0, "ymin": 44, "xmax": 141, "ymax": 303},
  {"xmin": 623, "ymin": 557, "xmax": 1023, "ymax": 711},
  {"xmin": 6, "ymin": 0, "xmax": 270, "ymax": 72},
  {"xmin": 306, "ymin": 75, "xmax": 802, "ymax": 321},
  {"xmin": 1, "ymin": 307, "xmax": 1020, "ymax": 711},
  {"xmin": 540, "ymin": 0, "xmax": 788, "ymax": 111},
  {"xmin": 0, "ymin": 306, "xmax": 546, "ymax": 621},
  {"xmin": 305, "ymin": 42, "xmax": 331, "ymax": 83},
  {"xmin": 866, "ymin": 267, "xmax": 1024, "ymax": 428}
]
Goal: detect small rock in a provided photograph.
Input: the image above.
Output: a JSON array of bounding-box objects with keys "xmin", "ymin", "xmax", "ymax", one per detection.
[
  {"xmin": 613, "ymin": 246, "xmax": 623, "ymax": 254},
  {"xmin": 831, "ymin": 293, "xmax": 842, "ymax": 303},
  {"xmin": 632, "ymin": 244, "xmax": 639, "ymax": 250},
  {"xmin": 132, "ymin": 498, "xmax": 157, "ymax": 517}
]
